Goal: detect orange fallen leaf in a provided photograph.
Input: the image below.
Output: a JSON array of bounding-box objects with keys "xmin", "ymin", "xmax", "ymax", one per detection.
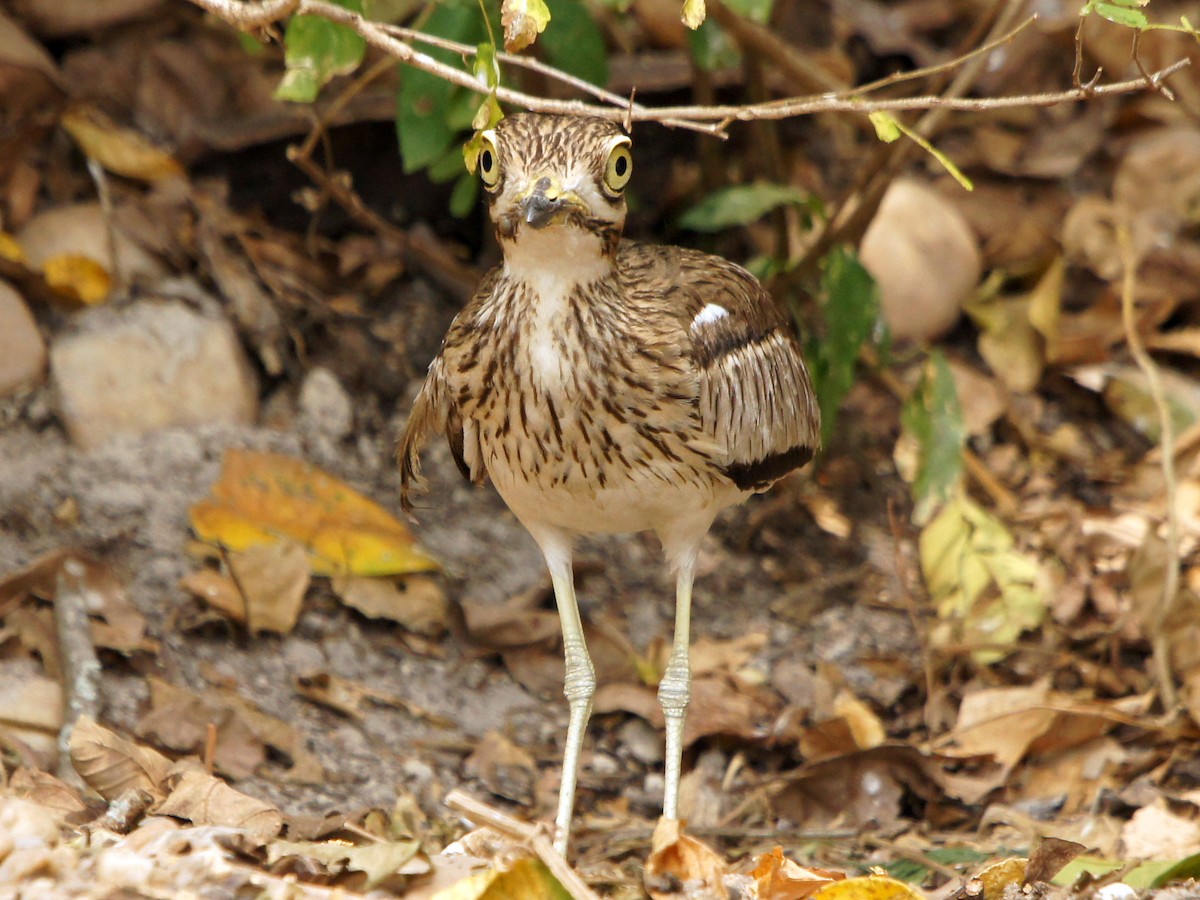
[
  {"xmin": 752, "ymin": 846, "xmax": 844, "ymax": 900},
  {"xmin": 190, "ymin": 449, "xmax": 439, "ymax": 576},
  {"xmin": 645, "ymin": 818, "xmax": 729, "ymax": 899},
  {"xmin": 41, "ymin": 253, "xmax": 112, "ymax": 304}
]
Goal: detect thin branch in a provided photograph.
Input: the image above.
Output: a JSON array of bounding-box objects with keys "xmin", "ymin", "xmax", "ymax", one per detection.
[
  {"xmin": 378, "ymin": 23, "xmax": 715, "ymax": 135},
  {"xmin": 444, "ymin": 789, "xmax": 601, "ymax": 900},
  {"xmin": 187, "ymin": 0, "xmax": 1190, "ymax": 133},
  {"xmin": 1117, "ymin": 223, "xmax": 1181, "ymax": 712}
]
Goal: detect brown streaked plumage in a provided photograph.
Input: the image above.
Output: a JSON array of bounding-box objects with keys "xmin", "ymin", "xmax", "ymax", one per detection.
[{"xmin": 399, "ymin": 112, "xmax": 819, "ymax": 854}]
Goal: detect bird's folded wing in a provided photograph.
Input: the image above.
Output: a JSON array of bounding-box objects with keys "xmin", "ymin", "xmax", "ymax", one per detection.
[{"xmin": 688, "ymin": 275, "xmax": 821, "ymax": 491}]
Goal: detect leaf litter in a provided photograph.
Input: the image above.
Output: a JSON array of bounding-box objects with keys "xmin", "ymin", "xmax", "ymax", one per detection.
[{"xmin": 6, "ymin": 0, "xmax": 1200, "ymax": 897}]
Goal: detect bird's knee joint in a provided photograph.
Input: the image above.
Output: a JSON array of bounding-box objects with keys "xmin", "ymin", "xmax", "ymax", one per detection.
[
  {"xmin": 563, "ymin": 655, "xmax": 596, "ymax": 703},
  {"xmin": 657, "ymin": 675, "xmax": 690, "ymax": 715}
]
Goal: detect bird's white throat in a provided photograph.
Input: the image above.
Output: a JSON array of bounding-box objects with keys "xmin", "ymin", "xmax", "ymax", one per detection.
[{"xmin": 501, "ymin": 225, "xmax": 614, "ymax": 389}]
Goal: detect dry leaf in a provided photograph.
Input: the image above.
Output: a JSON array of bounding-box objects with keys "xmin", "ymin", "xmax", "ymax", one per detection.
[
  {"xmin": 500, "ymin": 0, "xmax": 551, "ymax": 51},
  {"xmin": 40, "ymin": 253, "xmax": 112, "ymax": 304},
  {"xmin": 69, "ymin": 716, "xmax": 172, "ymax": 802},
  {"xmin": 227, "ymin": 540, "xmax": 310, "ymax": 634},
  {"xmin": 463, "ymin": 731, "xmax": 537, "ymax": 805},
  {"xmin": 0, "ymin": 675, "xmax": 62, "ymax": 765},
  {"xmin": 1025, "ymin": 836, "xmax": 1087, "ymax": 885},
  {"xmin": 268, "ymin": 837, "xmax": 428, "ymax": 888},
  {"xmin": 179, "ymin": 567, "xmax": 244, "ymax": 622},
  {"xmin": 421, "ymin": 854, "xmax": 570, "ymax": 899},
  {"xmin": 811, "ymin": 874, "xmax": 924, "ymax": 900},
  {"xmin": 833, "ymin": 691, "xmax": 886, "ymax": 750},
  {"xmin": 333, "ymin": 574, "xmax": 449, "ymax": 635},
  {"xmin": 157, "ymin": 764, "xmax": 282, "ymax": 844},
  {"xmin": 60, "ymin": 104, "xmax": 184, "ymax": 182},
  {"xmin": 946, "ymin": 680, "xmax": 1054, "ymax": 774},
  {"xmin": 190, "ymin": 449, "xmax": 439, "ymax": 577},
  {"xmin": 774, "ymin": 745, "xmax": 939, "ymax": 831},
  {"xmin": 972, "ymin": 858, "xmax": 1027, "ymax": 900},
  {"xmin": 7, "ymin": 769, "xmax": 89, "ymax": 822},
  {"xmin": 752, "ymin": 847, "xmax": 843, "ymax": 900},
  {"xmin": 645, "ymin": 818, "xmax": 729, "ymax": 899},
  {"xmin": 1121, "ymin": 800, "xmax": 1200, "ymax": 861}
]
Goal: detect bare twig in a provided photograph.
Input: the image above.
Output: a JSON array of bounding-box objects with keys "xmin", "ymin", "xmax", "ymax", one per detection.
[
  {"xmin": 444, "ymin": 789, "xmax": 602, "ymax": 900},
  {"xmin": 379, "ymin": 23, "xmax": 712, "ymax": 134},
  {"xmin": 1117, "ymin": 223, "xmax": 1180, "ymax": 712},
  {"xmin": 54, "ymin": 557, "xmax": 102, "ymax": 784},
  {"xmin": 187, "ymin": 0, "xmax": 1189, "ymax": 134}
]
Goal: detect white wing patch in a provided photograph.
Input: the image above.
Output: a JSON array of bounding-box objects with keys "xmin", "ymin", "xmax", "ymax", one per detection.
[{"xmin": 692, "ymin": 303, "xmax": 729, "ymax": 329}]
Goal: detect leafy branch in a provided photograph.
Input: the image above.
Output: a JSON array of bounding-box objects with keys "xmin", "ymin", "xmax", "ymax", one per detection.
[{"xmin": 188, "ymin": 0, "xmax": 1190, "ymax": 138}]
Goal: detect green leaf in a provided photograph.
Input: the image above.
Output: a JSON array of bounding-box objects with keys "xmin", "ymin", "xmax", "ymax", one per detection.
[
  {"xmin": 396, "ymin": 0, "xmax": 482, "ymax": 173},
  {"xmin": 723, "ymin": 0, "xmax": 773, "ymax": 24},
  {"xmin": 868, "ymin": 111, "xmax": 902, "ymax": 142},
  {"xmin": 804, "ymin": 247, "xmax": 879, "ymax": 449},
  {"xmin": 540, "ymin": 0, "xmax": 608, "ymax": 86},
  {"xmin": 687, "ymin": 18, "xmax": 740, "ymax": 71},
  {"xmin": 275, "ymin": 0, "xmax": 366, "ymax": 103},
  {"xmin": 901, "ymin": 350, "xmax": 965, "ymax": 522},
  {"xmin": 449, "ymin": 172, "xmax": 480, "ymax": 217},
  {"xmin": 679, "ymin": 182, "xmax": 811, "ymax": 231},
  {"xmin": 1095, "ymin": 2, "xmax": 1149, "ymax": 26}
]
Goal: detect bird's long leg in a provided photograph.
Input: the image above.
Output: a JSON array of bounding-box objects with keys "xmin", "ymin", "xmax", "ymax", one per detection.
[
  {"xmin": 543, "ymin": 546, "xmax": 595, "ymax": 855},
  {"xmin": 659, "ymin": 553, "xmax": 696, "ymax": 820}
]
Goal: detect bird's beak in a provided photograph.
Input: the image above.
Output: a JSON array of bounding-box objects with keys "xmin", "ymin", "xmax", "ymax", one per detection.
[{"xmin": 517, "ymin": 175, "xmax": 586, "ymax": 229}]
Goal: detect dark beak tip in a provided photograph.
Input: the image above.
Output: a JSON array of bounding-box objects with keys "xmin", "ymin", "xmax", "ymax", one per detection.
[{"xmin": 521, "ymin": 193, "xmax": 560, "ymax": 229}]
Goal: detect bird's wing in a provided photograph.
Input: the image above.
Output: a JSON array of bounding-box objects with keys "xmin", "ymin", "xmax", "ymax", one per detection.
[
  {"xmin": 672, "ymin": 250, "xmax": 821, "ymax": 491},
  {"xmin": 397, "ymin": 354, "xmax": 486, "ymax": 511}
]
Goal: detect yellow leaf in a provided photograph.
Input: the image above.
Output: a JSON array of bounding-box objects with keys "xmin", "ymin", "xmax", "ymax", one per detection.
[
  {"xmin": 41, "ymin": 253, "xmax": 112, "ymax": 305},
  {"xmin": 811, "ymin": 874, "xmax": 925, "ymax": 900},
  {"xmin": 61, "ymin": 104, "xmax": 184, "ymax": 182},
  {"xmin": 919, "ymin": 494, "xmax": 1047, "ymax": 663},
  {"xmin": 431, "ymin": 856, "xmax": 571, "ymax": 899},
  {"xmin": 501, "ymin": 0, "xmax": 551, "ymax": 52},
  {"xmin": 190, "ymin": 449, "xmax": 440, "ymax": 577},
  {"xmin": 0, "ymin": 231, "xmax": 25, "ymax": 263},
  {"xmin": 681, "ymin": 0, "xmax": 707, "ymax": 28}
]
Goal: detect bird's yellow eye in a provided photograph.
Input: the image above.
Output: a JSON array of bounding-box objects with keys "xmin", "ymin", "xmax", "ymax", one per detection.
[
  {"xmin": 603, "ymin": 139, "xmax": 633, "ymax": 196},
  {"xmin": 478, "ymin": 131, "xmax": 501, "ymax": 189}
]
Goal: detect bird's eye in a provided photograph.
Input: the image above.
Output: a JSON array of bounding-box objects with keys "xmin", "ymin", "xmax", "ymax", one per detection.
[
  {"xmin": 603, "ymin": 139, "xmax": 633, "ymax": 196},
  {"xmin": 478, "ymin": 131, "xmax": 501, "ymax": 189}
]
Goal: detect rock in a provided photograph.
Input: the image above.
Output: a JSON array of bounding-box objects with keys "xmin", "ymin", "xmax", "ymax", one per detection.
[
  {"xmin": 618, "ymin": 717, "xmax": 664, "ymax": 765},
  {"xmin": 860, "ymin": 179, "xmax": 982, "ymax": 343},
  {"xmin": 50, "ymin": 300, "xmax": 258, "ymax": 449},
  {"xmin": 0, "ymin": 281, "xmax": 46, "ymax": 396},
  {"xmin": 299, "ymin": 367, "xmax": 354, "ymax": 441},
  {"xmin": 17, "ymin": 201, "xmax": 165, "ymax": 286}
]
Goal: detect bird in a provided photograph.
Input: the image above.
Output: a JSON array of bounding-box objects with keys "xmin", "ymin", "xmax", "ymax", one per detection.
[{"xmin": 398, "ymin": 112, "xmax": 820, "ymax": 854}]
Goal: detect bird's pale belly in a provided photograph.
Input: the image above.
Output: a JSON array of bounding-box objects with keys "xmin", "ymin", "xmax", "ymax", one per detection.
[{"xmin": 487, "ymin": 453, "xmax": 738, "ymax": 535}]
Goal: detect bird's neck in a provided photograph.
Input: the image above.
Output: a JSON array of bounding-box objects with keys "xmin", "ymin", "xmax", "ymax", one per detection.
[{"xmin": 500, "ymin": 225, "xmax": 616, "ymax": 299}]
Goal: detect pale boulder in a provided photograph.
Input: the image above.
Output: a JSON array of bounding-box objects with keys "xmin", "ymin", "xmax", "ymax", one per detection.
[
  {"xmin": 0, "ymin": 281, "xmax": 47, "ymax": 396},
  {"xmin": 860, "ymin": 179, "xmax": 982, "ymax": 343},
  {"xmin": 50, "ymin": 300, "xmax": 258, "ymax": 448}
]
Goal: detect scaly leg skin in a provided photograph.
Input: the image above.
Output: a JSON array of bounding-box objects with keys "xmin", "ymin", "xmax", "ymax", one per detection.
[
  {"xmin": 659, "ymin": 556, "xmax": 696, "ymax": 821},
  {"xmin": 547, "ymin": 558, "xmax": 595, "ymax": 855}
]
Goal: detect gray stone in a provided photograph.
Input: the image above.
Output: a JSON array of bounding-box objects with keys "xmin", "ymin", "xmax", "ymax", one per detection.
[
  {"xmin": 298, "ymin": 367, "xmax": 353, "ymax": 441},
  {"xmin": 618, "ymin": 717, "xmax": 664, "ymax": 765},
  {"xmin": 50, "ymin": 299, "xmax": 258, "ymax": 448},
  {"xmin": 0, "ymin": 281, "xmax": 46, "ymax": 396}
]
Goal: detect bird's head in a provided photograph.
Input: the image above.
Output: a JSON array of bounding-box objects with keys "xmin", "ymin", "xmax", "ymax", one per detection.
[{"xmin": 475, "ymin": 114, "xmax": 632, "ymax": 251}]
